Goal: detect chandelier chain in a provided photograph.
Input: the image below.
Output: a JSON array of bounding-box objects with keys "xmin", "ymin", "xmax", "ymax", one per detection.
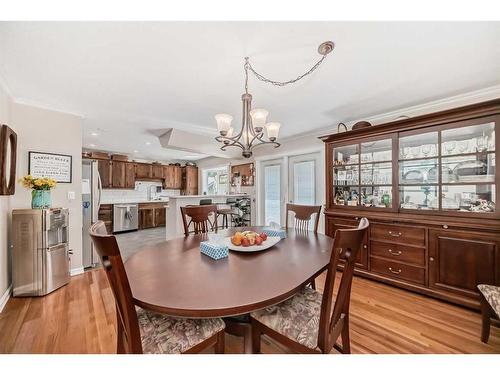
[{"xmin": 245, "ymin": 54, "xmax": 328, "ymax": 87}]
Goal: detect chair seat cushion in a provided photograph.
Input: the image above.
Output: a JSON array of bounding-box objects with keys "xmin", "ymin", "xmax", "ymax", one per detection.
[
  {"xmin": 478, "ymin": 284, "xmax": 500, "ymax": 317},
  {"xmin": 250, "ymin": 286, "xmax": 322, "ymax": 350},
  {"xmin": 137, "ymin": 307, "xmax": 225, "ymax": 354}
]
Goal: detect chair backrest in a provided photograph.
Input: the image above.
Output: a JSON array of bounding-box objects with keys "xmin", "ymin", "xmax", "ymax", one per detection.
[
  {"xmin": 88, "ymin": 221, "xmax": 142, "ymax": 354},
  {"xmin": 199, "ymin": 198, "xmax": 213, "ymax": 205},
  {"xmin": 285, "ymin": 203, "xmax": 322, "ymax": 233},
  {"xmin": 180, "ymin": 204, "xmax": 217, "ymax": 236},
  {"xmin": 317, "ymin": 218, "xmax": 369, "ymax": 353}
]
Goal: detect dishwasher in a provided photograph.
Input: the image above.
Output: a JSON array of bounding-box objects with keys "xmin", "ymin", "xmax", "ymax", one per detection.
[{"xmin": 113, "ymin": 204, "xmax": 139, "ymax": 233}]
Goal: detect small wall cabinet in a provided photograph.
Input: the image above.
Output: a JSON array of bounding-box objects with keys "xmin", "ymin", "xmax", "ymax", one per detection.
[
  {"xmin": 182, "ymin": 166, "xmax": 198, "ymax": 195},
  {"xmin": 139, "ymin": 202, "xmax": 166, "ymax": 229}
]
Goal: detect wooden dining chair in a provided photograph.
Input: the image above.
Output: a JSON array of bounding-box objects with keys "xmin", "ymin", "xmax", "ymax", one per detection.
[
  {"xmin": 89, "ymin": 221, "xmax": 225, "ymax": 354},
  {"xmin": 478, "ymin": 284, "xmax": 500, "ymax": 343},
  {"xmin": 180, "ymin": 204, "xmax": 218, "ymax": 236},
  {"xmin": 250, "ymin": 218, "xmax": 369, "ymax": 354},
  {"xmin": 285, "ymin": 203, "xmax": 322, "ymax": 233}
]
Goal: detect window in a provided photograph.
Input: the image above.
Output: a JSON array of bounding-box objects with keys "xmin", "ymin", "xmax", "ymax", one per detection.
[{"xmin": 202, "ymin": 166, "xmax": 229, "ymax": 195}]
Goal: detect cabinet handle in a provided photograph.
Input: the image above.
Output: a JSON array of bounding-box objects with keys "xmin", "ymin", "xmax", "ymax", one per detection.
[
  {"xmin": 429, "ymin": 257, "xmax": 435, "ymax": 262},
  {"xmin": 388, "ymin": 249, "xmax": 402, "ymax": 256},
  {"xmin": 388, "ymin": 231, "xmax": 402, "ymax": 237},
  {"xmin": 388, "ymin": 267, "xmax": 402, "ymax": 274},
  {"xmin": 363, "ymin": 244, "xmax": 367, "ymax": 249},
  {"xmin": 354, "ymin": 217, "xmax": 359, "ymax": 220},
  {"xmin": 442, "ymin": 224, "xmax": 449, "ymax": 229}
]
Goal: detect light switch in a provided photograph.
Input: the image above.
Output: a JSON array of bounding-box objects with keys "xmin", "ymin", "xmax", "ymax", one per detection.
[{"xmin": 67, "ymin": 191, "xmax": 76, "ymax": 200}]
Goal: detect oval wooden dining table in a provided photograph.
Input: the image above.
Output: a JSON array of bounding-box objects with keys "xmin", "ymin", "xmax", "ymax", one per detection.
[{"xmin": 124, "ymin": 226, "xmax": 333, "ymax": 318}]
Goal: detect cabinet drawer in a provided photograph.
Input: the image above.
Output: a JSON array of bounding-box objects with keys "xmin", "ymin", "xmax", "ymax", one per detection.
[
  {"xmin": 370, "ymin": 257, "xmax": 425, "ymax": 285},
  {"xmin": 371, "ymin": 223, "xmax": 425, "ymax": 247},
  {"xmin": 370, "ymin": 241, "xmax": 425, "ymax": 266}
]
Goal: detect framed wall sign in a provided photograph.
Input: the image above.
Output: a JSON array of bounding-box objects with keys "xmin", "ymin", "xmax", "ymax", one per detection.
[{"xmin": 28, "ymin": 151, "xmax": 72, "ymax": 183}]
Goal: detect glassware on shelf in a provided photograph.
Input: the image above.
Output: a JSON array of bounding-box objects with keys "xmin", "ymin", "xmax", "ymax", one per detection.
[
  {"xmin": 399, "ymin": 185, "xmax": 438, "ymax": 210},
  {"xmin": 442, "ymin": 184, "xmax": 496, "ymax": 213},
  {"xmin": 421, "ymin": 144, "xmax": 431, "ymax": 157},
  {"xmin": 476, "ymin": 133, "xmax": 488, "ymax": 152},
  {"xmin": 410, "ymin": 146, "xmax": 421, "ymax": 159},
  {"xmin": 458, "ymin": 140, "xmax": 469, "ymax": 154},
  {"xmin": 444, "ymin": 141, "xmax": 457, "ymax": 155}
]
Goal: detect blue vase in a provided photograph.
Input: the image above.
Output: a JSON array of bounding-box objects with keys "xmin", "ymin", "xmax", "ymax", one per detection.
[{"xmin": 31, "ymin": 190, "xmax": 52, "ymax": 209}]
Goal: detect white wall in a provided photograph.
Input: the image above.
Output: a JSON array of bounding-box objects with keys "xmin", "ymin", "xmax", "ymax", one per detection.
[
  {"xmin": 0, "ymin": 79, "xmax": 13, "ymax": 305},
  {"xmin": 10, "ymin": 102, "xmax": 84, "ymax": 274}
]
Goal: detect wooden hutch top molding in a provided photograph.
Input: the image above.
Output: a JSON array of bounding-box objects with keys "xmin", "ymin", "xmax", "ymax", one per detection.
[{"xmin": 319, "ymin": 98, "xmax": 500, "ymax": 143}]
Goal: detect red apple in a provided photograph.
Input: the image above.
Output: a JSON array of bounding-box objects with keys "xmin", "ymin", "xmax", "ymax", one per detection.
[
  {"xmin": 255, "ymin": 236, "xmax": 263, "ymax": 245},
  {"xmin": 241, "ymin": 238, "xmax": 250, "ymax": 247},
  {"xmin": 260, "ymin": 233, "xmax": 268, "ymax": 241}
]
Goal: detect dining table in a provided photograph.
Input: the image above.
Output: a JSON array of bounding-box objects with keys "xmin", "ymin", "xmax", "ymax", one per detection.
[{"xmin": 124, "ymin": 226, "xmax": 334, "ymax": 352}]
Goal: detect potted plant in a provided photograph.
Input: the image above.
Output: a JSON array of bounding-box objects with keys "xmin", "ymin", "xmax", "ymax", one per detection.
[{"xmin": 20, "ymin": 175, "xmax": 57, "ymax": 209}]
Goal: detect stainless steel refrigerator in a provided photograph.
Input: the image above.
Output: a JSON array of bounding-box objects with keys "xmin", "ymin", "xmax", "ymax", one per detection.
[
  {"xmin": 82, "ymin": 159, "xmax": 102, "ymax": 268},
  {"xmin": 12, "ymin": 208, "xmax": 70, "ymax": 296}
]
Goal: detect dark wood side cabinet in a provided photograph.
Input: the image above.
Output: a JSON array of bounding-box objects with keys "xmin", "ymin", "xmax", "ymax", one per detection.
[{"xmin": 321, "ymin": 99, "xmax": 500, "ymax": 309}]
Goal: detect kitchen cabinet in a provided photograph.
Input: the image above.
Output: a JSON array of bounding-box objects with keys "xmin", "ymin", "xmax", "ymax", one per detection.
[
  {"xmin": 173, "ymin": 166, "xmax": 182, "ymax": 189},
  {"xmin": 97, "ymin": 159, "xmax": 111, "ymax": 188},
  {"xmin": 139, "ymin": 202, "xmax": 167, "ymax": 229},
  {"xmin": 321, "ymin": 99, "xmax": 500, "ymax": 309},
  {"xmin": 429, "ymin": 229, "xmax": 500, "ymax": 300},
  {"xmin": 152, "ymin": 164, "xmax": 163, "ymax": 179},
  {"xmin": 163, "ymin": 165, "xmax": 175, "ymax": 189},
  {"xmin": 111, "ymin": 161, "xmax": 136, "ymax": 188},
  {"xmin": 135, "ymin": 163, "xmax": 152, "ymax": 179},
  {"xmin": 155, "ymin": 206, "xmax": 166, "ymax": 226},
  {"xmin": 98, "ymin": 204, "xmax": 113, "ymax": 233},
  {"xmin": 182, "ymin": 166, "xmax": 198, "ymax": 195},
  {"xmin": 139, "ymin": 208, "xmax": 155, "ymax": 229}
]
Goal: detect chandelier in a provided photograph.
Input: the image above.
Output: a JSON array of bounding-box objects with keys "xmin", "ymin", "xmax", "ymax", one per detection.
[{"xmin": 214, "ymin": 41, "xmax": 335, "ymax": 158}]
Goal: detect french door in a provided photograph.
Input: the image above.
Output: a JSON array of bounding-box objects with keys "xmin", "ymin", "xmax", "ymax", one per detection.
[
  {"xmin": 259, "ymin": 152, "xmax": 323, "ymax": 228},
  {"xmin": 261, "ymin": 159, "xmax": 284, "ymax": 226}
]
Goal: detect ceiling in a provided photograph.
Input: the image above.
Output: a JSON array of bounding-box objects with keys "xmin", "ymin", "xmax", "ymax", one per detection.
[{"xmin": 0, "ymin": 22, "xmax": 499, "ymax": 161}]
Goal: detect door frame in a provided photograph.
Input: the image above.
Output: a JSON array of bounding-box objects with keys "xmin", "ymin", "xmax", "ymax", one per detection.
[{"xmin": 257, "ymin": 157, "xmax": 287, "ymax": 226}]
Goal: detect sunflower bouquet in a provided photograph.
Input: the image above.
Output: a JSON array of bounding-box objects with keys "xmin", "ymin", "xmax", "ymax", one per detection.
[{"xmin": 20, "ymin": 175, "xmax": 57, "ymax": 190}]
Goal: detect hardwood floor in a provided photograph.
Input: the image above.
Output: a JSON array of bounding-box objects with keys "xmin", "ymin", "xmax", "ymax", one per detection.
[{"xmin": 0, "ymin": 268, "xmax": 498, "ymax": 354}]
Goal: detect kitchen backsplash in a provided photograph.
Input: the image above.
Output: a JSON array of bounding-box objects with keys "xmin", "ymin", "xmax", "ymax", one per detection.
[{"xmin": 101, "ymin": 181, "xmax": 180, "ymax": 203}]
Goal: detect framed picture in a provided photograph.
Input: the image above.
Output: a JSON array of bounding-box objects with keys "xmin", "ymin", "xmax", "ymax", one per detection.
[
  {"xmin": 28, "ymin": 151, "xmax": 72, "ymax": 183},
  {"xmin": 219, "ymin": 174, "xmax": 228, "ymax": 185}
]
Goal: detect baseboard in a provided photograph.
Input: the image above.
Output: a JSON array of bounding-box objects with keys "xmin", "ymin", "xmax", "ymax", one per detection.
[
  {"xmin": 0, "ymin": 284, "xmax": 12, "ymax": 313},
  {"xmin": 70, "ymin": 267, "xmax": 84, "ymax": 276}
]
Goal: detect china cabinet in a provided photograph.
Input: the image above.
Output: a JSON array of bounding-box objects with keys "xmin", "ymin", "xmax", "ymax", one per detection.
[{"xmin": 321, "ymin": 99, "xmax": 500, "ymax": 309}]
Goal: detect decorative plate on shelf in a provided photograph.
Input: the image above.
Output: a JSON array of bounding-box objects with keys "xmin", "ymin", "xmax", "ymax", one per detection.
[
  {"xmin": 223, "ymin": 236, "xmax": 281, "ymax": 253},
  {"xmin": 402, "ymin": 169, "xmax": 424, "ymax": 183}
]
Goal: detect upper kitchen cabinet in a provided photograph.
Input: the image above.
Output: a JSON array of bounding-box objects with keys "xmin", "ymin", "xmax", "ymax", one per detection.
[
  {"xmin": 182, "ymin": 165, "xmax": 198, "ymax": 195},
  {"xmin": 135, "ymin": 163, "xmax": 152, "ymax": 179},
  {"xmin": 111, "ymin": 161, "xmax": 136, "ymax": 189},
  {"xmin": 163, "ymin": 165, "xmax": 183, "ymax": 189},
  {"xmin": 152, "ymin": 163, "xmax": 163, "ymax": 179},
  {"xmin": 97, "ymin": 159, "xmax": 111, "ymax": 188}
]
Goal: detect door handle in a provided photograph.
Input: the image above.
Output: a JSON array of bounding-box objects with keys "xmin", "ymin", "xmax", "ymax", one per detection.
[
  {"xmin": 388, "ymin": 267, "xmax": 402, "ymax": 274},
  {"xmin": 388, "ymin": 231, "xmax": 402, "ymax": 237},
  {"xmin": 388, "ymin": 249, "xmax": 402, "ymax": 256}
]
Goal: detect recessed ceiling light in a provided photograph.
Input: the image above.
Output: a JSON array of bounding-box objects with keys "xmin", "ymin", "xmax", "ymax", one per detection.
[
  {"xmin": 89, "ymin": 144, "xmax": 96, "ymax": 147},
  {"xmin": 133, "ymin": 150, "xmax": 139, "ymax": 153},
  {"xmin": 145, "ymin": 141, "xmax": 151, "ymax": 145},
  {"xmin": 90, "ymin": 132, "xmax": 99, "ymax": 136}
]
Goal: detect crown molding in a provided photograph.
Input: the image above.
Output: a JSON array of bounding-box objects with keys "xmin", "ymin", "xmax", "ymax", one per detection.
[
  {"xmin": 12, "ymin": 97, "xmax": 85, "ymax": 118},
  {"xmin": 281, "ymin": 84, "xmax": 500, "ymax": 143}
]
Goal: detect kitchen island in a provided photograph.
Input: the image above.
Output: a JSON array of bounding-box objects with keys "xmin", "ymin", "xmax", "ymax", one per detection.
[{"xmin": 165, "ymin": 194, "xmax": 253, "ymax": 239}]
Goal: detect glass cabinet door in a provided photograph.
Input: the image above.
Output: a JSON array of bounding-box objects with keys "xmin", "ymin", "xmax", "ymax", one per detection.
[
  {"xmin": 398, "ymin": 131, "xmax": 439, "ymax": 210},
  {"xmin": 440, "ymin": 121, "xmax": 496, "ymax": 213},
  {"xmin": 332, "ymin": 138, "xmax": 394, "ymax": 209},
  {"xmin": 398, "ymin": 120, "xmax": 496, "ymax": 214}
]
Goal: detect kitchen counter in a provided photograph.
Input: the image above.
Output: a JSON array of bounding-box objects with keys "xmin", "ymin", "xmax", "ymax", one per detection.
[{"xmin": 101, "ymin": 199, "xmax": 169, "ymax": 205}]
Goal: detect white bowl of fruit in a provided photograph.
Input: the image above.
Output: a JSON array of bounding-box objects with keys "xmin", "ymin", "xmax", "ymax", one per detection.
[{"xmin": 224, "ymin": 231, "xmax": 281, "ymax": 252}]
